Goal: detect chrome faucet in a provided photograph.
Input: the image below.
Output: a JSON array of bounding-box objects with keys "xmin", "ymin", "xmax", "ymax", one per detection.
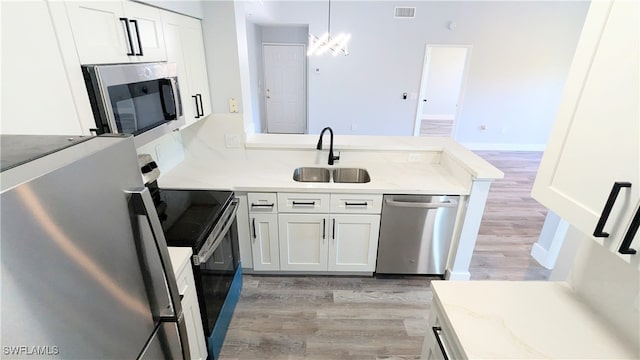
[{"xmin": 316, "ymin": 127, "xmax": 340, "ymax": 165}]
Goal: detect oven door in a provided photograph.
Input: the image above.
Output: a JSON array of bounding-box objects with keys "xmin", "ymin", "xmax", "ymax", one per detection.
[{"xmin": 193, "ymin": 199, "xmax": 240, "ymax": 336}]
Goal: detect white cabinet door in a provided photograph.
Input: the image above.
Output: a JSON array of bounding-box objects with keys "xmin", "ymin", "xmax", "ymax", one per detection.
[
  {"xmin": 64, "ymin": 1, "xmax": 130, "ymax": 64},
  {"xmin": 1, "ymin": 0, "xmax": 82, "ymax": 135},
  {"xmin": 123, "ymin": 1, "xmax": 166, "ymax": 62},
  {"xmin": 532, "ymin": 0, "xmax": 640, "ymax": 256},
  {"xmin": 181, "ymin": 278, "xmax": 208, "ymax": 360},
  {"xmin": 65, "ymin": 1, "xmax": 165, "ymax": 64},
  {"xmin": 329, "ymin": 215, "xmax": 380, "ymax": 272},
  {"xmin": 181, "ymin": 18, "xmax": 211, "ymax": 120},
  {"xmin": 251, "ymin": 214, "xmax": 280, "ymax": 271},
  {"xmin": 160, "ymin": 11, "xmax": 210, "ymax": 126},
  {"xmin": 278, "ymin": 214, "xmax": 328, "ymax": 271}
]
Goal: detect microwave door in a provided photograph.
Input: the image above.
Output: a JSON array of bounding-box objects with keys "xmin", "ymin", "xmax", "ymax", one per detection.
[{"xmin": 159, "ymin": 78, "xmax": 177, "ymax": 120}]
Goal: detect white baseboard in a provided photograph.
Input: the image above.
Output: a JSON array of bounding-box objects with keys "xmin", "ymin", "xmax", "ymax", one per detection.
[
  {"xmin": 422, "ymin": 114, "xmax": 455, "ymax": 121},
  {"xmin": 459, "ymin": 142, "xmax": 547, "ymax": 151}
]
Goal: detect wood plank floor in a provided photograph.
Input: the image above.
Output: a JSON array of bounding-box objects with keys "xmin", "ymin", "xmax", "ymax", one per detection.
[{"xmin": 219, "ymin": 151, "xmax": 549, "ymax": 359}]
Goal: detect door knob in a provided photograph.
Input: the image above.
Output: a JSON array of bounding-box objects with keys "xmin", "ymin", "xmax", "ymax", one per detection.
[{"xmin": 423, "ymin": 99, "xmax": 427, "ymax": 102}]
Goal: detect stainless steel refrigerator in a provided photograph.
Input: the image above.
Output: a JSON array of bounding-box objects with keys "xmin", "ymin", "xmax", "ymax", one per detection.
[{"xmin": 1, "ymin": 135, "xmax": 189, "ymax": 359}]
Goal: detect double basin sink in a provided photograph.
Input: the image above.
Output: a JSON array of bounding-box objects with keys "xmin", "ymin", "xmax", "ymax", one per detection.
[{"xmin": 293, "ymin": 167, "xmax": 371, "ymax": 183}]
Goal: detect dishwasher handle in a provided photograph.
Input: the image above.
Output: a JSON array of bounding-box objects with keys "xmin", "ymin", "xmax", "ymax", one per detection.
[{"xmin": 385, "ymin": 198, "xmax": 458, "ymax": 209}]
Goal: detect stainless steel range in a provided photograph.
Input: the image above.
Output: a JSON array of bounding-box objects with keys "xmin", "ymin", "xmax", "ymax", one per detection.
[{"xmin": 139, "ymin": 155, "xmax": 242, "ymax": 359}]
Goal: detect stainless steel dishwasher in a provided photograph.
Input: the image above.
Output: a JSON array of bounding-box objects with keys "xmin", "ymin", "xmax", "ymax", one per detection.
[{"xmin": 376, "ymin": 195, "xmax": 459, "ymax": 275}]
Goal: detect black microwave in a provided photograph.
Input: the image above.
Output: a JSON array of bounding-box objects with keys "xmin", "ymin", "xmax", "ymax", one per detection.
[{"xmin": 82, "ymin": 62, "xmax": 184, "ymax": 147}]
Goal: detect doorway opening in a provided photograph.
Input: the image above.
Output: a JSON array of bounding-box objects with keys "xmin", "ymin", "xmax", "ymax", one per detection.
[
  {"xmin": 263, "ymin": 43, "xmax": 307, "ymax": 134},
  {"xmin": 413, "ymin": 45, "xmax": 472, "ymax": 138}
]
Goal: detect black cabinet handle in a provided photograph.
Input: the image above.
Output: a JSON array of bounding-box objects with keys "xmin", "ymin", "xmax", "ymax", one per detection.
[
  {"xmin": 119, "ymin": 18, "xmax": 135, "ymax": 56},
  {"xmin": 196, "ymin": 94, "xmax": 204, "ymax": 116},
  {"xmin": 432, "ymin": 327, "xmax": 450, "ymax": 360},
  {"xmin": 322, "ymin": 218, "xmax": 326, "ymax": 240},
  {"xmin": 593, "ymin": 182, "xmax": 632, "ymax": 237},
  {"xmin": 129, "ymin": 19, "xmax": 143, "ymax": 56},
  {"xmin": 332, "ymin": 218, "xmax": 336, "ymax": 239},
  {"xmin": 252, "ymin": 218, "xmax": 257, "ymax": 240},
  {"xmin": 292, "ymin": 201, "xmax": 315, "ymax": 206},
  {"xmin": 345, "ymin": 202, "xmax": 368, "ymax": 207},
  {"xmin": 619, "ymin": 206, "xmax": 640, "ymax": 255},
  {"xmin": 251, "ymin": 203, "xmax": 274, "ymax": 208},
  {"xmin": 192, "ymin": 95, "xmax": 200, "ymax": 119}
]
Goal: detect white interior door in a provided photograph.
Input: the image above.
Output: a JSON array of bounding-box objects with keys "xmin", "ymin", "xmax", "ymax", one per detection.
[
  {"xmin": 263, "ymin": 44, "xmax": 306, "ymax": 134},
  {"xmin": 414, "ymin": 45, "xmax": 471, "ymax": 137}
]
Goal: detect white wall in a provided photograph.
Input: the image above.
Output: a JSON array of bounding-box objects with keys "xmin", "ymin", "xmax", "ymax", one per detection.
[
  {"xmin": 225, "ymin": 0, "xmax": 589, "ymax": 148},
  {"xmin": 261, "ymin": 25, "xmax": 308, "ymax": 44},
  {"xmin": 246, "ymin": 22, "xmax": 263, "ymax": 132},
  {"xmin": 201, "ymin": 1, "xmax": 243, "ymax": 114}
]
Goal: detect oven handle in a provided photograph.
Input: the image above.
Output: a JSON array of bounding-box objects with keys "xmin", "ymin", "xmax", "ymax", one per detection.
[{"xmin": 196, "ymin": 199, "xmax": 239, "ymax": 265}]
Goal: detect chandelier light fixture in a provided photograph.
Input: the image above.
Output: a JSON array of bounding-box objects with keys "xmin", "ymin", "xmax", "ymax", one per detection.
[{"xmin": 307, "ymin": 0, "xmax": 351, "ymax": 56}]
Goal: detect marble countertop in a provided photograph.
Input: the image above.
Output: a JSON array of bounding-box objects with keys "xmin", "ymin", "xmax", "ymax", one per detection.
[
  {"xmin": 157, "ymin": 135, "xmax": 503, "ymax": 195},
  {"xmin": 431, "ymin": 281, "xmax": 638, "ymax": 359},
  {"xmin": 246, "ymin": 134, "xmax": 503, "ymax": 180}
]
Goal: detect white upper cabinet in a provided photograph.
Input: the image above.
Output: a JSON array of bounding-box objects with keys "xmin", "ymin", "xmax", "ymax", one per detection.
[
  {"xmin": 161, "ymin": 11, "xmax": 211, "ymax": 126},
  {"xmin": 532, "ymin": 0, "xmax": 639, "ymax": 257},
  {"xmin": 65, "ymin": 1, "xmax": 166, "ymax": 64},
  {"xmin": 1, "ymin": 0, "xmax": 82, "ymax": 135},
  {"xmin": 122, "ymin": 1, "xmax": 166, "ymax": 61}
]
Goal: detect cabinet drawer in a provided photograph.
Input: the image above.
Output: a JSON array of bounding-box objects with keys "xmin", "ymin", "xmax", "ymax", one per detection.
[
  {"xmin": 248, "ymin": 193, "xmax": 278, "ymax": 213},
  {"xmin": 330, "ymin": 194, "xmax": 382, "ymax": 214},
  {"xmin": 278, "ymin": 193, "xmax": 330, "ymax": 213}
]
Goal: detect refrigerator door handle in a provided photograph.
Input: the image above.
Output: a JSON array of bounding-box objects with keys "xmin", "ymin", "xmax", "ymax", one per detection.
[{"xmin": 127, "ymin": 188, "xmax": 184, "ymax": 319}]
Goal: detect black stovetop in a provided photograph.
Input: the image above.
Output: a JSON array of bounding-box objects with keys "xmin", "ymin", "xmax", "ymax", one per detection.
[{"xmin": 157, "ymin": 189, "xmax": 233, "ymax": 250}]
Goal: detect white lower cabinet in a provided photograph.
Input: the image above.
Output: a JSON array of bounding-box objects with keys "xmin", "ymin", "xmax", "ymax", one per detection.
[
  {"xmin": 169, "ymin": 248, "xmax": 207, "ymax": 360},
  {"xmin": 421, "ymin": 297, "xmax": 464, "ymax": 360},
  {"xmin": 181, "ymin": 276, "xmax": 208, "ymax": 360},
  {"xmin": 246, "ymin": 192, "xmax": 382, "ymax": 273},
  {"xmin": 329, "ymin": 214, "xmax": 380, "ymax": 272},
  {"xmin": 278, "ymin": 214, "xmax": 329, "ymax": 271},
  {"xmin": 250, "ymin": 213, "xmax": 280, "ymax": 271}
]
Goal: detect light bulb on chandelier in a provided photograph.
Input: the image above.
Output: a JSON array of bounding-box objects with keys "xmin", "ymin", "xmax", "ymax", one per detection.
[{"xmin": 307, "ymin": 0, "xmax": 351, "ymax": 56}]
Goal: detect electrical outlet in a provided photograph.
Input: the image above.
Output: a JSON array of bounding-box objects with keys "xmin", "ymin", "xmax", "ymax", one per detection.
[
  {"xmin": 351, "ymin": 123, "xmax": 358, "ymax": 131},
  {"xmin": 225, "ymin": 134, "xmax": 242, "ymax": 148},
  {"xmin": 229, "ymin": 98, "xmax": 239, "ymax": 113}
]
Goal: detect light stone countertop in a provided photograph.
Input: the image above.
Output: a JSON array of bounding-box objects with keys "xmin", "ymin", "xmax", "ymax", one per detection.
[
  {"xmin": 431, "ymin": 281, "xmax": 638, "ymax": 359},
  {"xmin": 158, "ymin": 135, "xmax": 503, "ymax": 195}
]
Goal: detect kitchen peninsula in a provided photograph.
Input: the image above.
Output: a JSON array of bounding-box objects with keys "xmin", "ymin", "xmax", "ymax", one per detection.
[{"xmin": 153, "ymin": 115, "xmax": 503, "ymax": 280}]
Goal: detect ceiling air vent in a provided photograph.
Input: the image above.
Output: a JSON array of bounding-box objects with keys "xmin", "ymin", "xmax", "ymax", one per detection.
[{"xmin": 394, "ymin": 7, "xmax": 416, "ymax": 18}]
